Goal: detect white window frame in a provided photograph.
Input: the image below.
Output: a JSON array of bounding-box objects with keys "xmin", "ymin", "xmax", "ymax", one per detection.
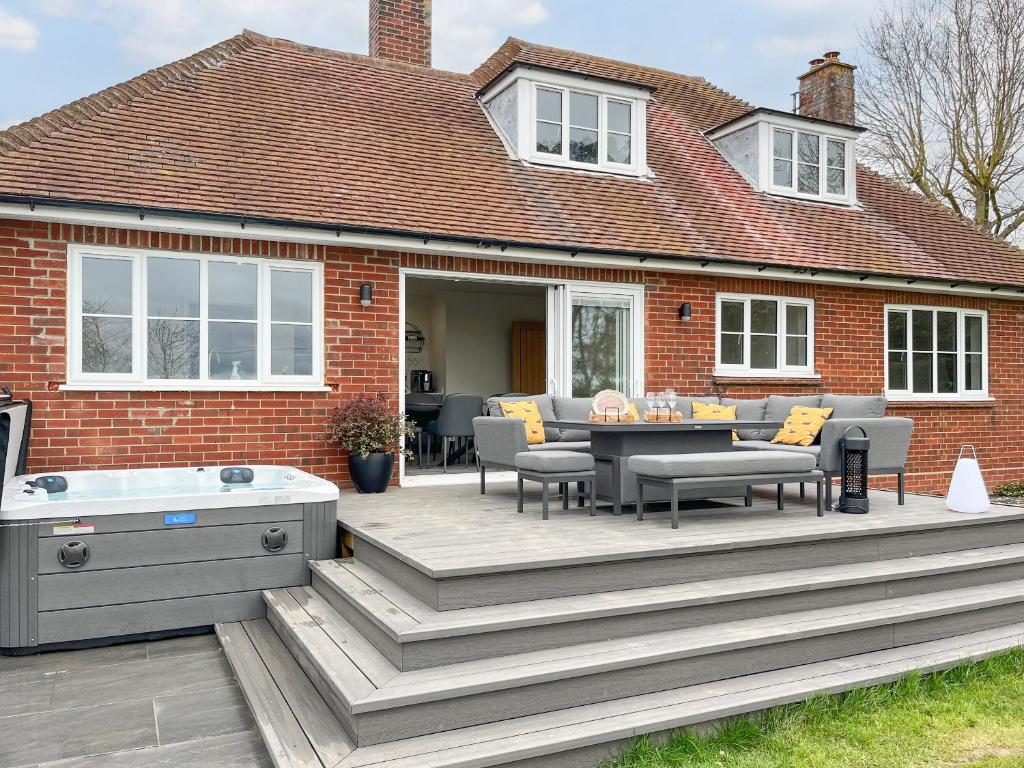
[
  {"xmin": 884, "ymin": 305, "xmax": 989, "ymax": 400},
  {"xmin": 714, "ymin": 293, "xmax": 816, "ymax": 377},
  {"xmin": 530, "ymin": 82, "xmax": 639, "ymax": 174},
  {"xmin": 66, "ymin": 245, "xmax": 326, "ymax": 391},
  {"xmin": 769, "ymin": 127, "xmax": 853, "ymax": 203}
]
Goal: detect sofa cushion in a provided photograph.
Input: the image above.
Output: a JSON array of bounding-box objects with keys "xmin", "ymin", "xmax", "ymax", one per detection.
[
  {"xmin": 760, "ymin": 395, "xmax": 823, "ymax": 441},
  {"xmin": 551, "ymin": 397, "xmax": 593, "ymax": 442},
  {"xmin": 488, "ymin": 394, "xmax": 559, "ymax": 442},
  {"xmin": 528, "ymin": 441, "xmax": 591, "ymax": 452},
  {"xmin": 691, "ymin": 401, "xmax": 738, "ymax": 440},
  {"xmin": 499, "ymin": 400, "xmax": 546, "ymax": 445},
  {"xmin": 821, "ymin": 394, "xmax": 887, "ymax": 419},
  {"xmin": 628, "ymin": 450, "xmax": 816, "ymax": 478},
  {"xmin": 734, "ymin": 440, "xmax": 821, "ymax": 461},
  {"xmin": 516, "ymin": 450, "xmax": 595, "ymax": 473},
  {"xmin": 771, "ymin": 406, "xmax": 834, "ymax": 447},
  {"xmin": 721, "ymin": 398, "xmax": 767, "ymax": 440}
]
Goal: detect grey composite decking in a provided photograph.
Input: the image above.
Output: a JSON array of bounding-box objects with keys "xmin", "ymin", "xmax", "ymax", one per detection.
[
  {"xmin": 310, "ymin": 545, "xmax": 1024, "ymax": 669},
  {"xmin": 257, "ymin": 577, "xmax": 1024, "ymax": 746},
  {"xmin": 337, "ymin": 484, "xmax": 1024, "ymax": 578},
  {"xmin": 224, "ymin": 620, "xmax": 1024, "ymax": 768},
  {"xmin": 215, "ymin": 483, "xmax": 1024, "ymax": 767},
  {"xmin": 338, "ymin": 484, "xmax": 1024, "ymax": 609}
]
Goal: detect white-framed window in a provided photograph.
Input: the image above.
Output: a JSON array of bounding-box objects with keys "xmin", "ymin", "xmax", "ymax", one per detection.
[
  {"xmin": 715, "ymin": 293, "xmax": 815, "ymax": 376},
  {"xmin": 67, "ymin": 246, "xmax": 324, "ymax": 390},
  {"xmin": 771, "ymin": 128, "xmax": 852, "ymax": 201},
  {"xmin": 884, "ymin": 306, "xmax": 988, "ymax": 399},
  {"xmin": 531, "ymin": 82, "xmax": 638, "ymax": 173}
]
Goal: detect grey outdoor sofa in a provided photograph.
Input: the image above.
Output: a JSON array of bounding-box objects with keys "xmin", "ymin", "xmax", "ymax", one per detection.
[{"xmin": 473, "ymin": 393, "xmax": 913, "ymax": 506}]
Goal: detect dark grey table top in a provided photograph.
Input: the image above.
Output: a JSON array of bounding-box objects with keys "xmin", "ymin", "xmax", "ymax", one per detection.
[{"xmin": 545, "ymin": 419, "xmax": 782, "ymax": 432}]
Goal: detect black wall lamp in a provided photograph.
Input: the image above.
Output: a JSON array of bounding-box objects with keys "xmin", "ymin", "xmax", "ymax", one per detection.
[
  {"xmin": 678, "ymin": 302, "xmax": 692, "ymax": 321},
  {"xmin": 359, "ymin": 283, "xmax": 373, "ymax": 307}
]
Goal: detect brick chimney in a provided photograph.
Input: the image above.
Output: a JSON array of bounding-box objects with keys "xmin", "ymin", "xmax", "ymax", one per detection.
[
  {"xmin": 798, "ymin": 51, "xmax": 856, "ymax": 124},
  {"xmin": 369, "ymin": 0, "xmax": 432, "ymax": 67}
]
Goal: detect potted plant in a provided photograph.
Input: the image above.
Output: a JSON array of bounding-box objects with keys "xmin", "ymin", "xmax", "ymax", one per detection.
[{"xmin": 324, "ymin": 393, "xmax": 413, "ymax": 493}]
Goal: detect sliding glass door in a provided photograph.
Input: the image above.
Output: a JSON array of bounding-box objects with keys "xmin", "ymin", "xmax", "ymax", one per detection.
[{"xmin": 547, "ymin": 283, "xmax": 643, "ymax": 397}]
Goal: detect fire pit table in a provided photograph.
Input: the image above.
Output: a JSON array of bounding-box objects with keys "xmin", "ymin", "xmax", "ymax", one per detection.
[{"xmin": 545, "ymin": 419, "xmax": 782, "ymax": 515}]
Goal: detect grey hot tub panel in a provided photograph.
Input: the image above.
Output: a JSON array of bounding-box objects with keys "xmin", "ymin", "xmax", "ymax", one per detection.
[{"xmin": 0, "ymin": 500, "xmax": 336, "ymax": 650}]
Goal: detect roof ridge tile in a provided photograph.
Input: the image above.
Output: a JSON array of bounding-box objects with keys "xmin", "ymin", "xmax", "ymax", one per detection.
[{"xmin": 241, "ymin": 28, "xmax": 471, "ymax": 82}]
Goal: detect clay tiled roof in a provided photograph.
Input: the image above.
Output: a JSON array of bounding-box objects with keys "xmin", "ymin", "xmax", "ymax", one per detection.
[{"xmin": 2, "ymin": 31, "xmax": 1023, "ymax": 287}]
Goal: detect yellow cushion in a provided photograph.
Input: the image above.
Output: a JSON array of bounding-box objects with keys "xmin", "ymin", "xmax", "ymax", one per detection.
[
  {"xmin": 771, "ymin": 406, "xmax": 834, "ymax": 447},
  {"xmin": 691, "ymin": 401, "xmax": 739, "ymax": 441},
  {"xmin": 500, "ymin": 400, "xmax": 546, "ymax": 445}
]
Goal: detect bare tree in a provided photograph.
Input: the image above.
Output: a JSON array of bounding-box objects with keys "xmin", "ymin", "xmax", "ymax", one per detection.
[{"xmin": 859, "ymin": 0, "xmax": 1024, "ymax": 242}]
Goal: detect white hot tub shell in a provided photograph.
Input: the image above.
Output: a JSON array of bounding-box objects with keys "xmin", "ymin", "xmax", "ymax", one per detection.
[{"xmin": 0, "ymin": 465, "xmax": 339, "ymax": 652}]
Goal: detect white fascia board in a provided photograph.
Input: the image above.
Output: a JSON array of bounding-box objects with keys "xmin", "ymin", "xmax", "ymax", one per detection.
[
  {"xmin": 479, "ymin": 64, "xmax": 652, "ymax": 104},
  {"xmin": 707, "ymin": 110, "xmax": 862, "ymax": 143},
  {"xmin": 1, "ymin": 202, "xmax": 1021, "ymax": 300}
]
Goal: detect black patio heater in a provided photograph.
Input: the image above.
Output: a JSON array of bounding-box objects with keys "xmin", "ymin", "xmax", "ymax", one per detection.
[{"xmin": 837, "ymin": 425, "xmax": 870, "ymax": 514}]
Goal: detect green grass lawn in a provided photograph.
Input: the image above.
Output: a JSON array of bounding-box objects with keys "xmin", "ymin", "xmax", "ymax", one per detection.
[{"xmin": 604, "ymin": 649, "xmax": 1024, "ymax": 768}]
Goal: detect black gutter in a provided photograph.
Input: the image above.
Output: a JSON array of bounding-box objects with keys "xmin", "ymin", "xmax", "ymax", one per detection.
[{"xmin": 0, "ymin": 194, "xmax": 1015, "ymax": 294}]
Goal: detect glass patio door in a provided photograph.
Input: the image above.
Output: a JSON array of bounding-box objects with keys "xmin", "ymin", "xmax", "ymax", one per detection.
[{"xmin": 547, "ymin": 283, "xmax": 643, "ymax": 397}]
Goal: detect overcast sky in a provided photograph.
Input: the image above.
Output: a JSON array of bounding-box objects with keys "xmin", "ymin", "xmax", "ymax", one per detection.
[{"xmin": 0, "ymin": 0, "xmax": 883, "ymax": 129}]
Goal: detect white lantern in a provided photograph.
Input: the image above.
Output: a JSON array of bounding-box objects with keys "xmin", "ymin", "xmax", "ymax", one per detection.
[{"xmin": 946, "ymin": 445, "xmax": 989, "ymax": 514}]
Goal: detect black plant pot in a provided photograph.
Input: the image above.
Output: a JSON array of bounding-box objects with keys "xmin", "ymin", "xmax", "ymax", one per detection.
[{"xmin": 348, "ymin": 452, "xmax": 394, "ymax": 493}]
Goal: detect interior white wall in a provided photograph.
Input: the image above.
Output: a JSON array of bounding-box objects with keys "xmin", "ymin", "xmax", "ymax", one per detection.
[
  {"xmin": 402, "ymin": 279, "xmax": 545, "ymax": 396},
  {"xmin": 444, "ymin": 290, "xmax": 545, "ymax": 396}
]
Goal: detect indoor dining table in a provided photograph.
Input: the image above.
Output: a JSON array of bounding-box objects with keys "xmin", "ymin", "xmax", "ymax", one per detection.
[{"xmin": 546, "ymin": 418, "xmax": 782, "ymax": 515}]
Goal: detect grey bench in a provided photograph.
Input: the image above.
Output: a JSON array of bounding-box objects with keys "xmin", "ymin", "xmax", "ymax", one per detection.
[
  {"xmin": 628, "ymin": 451, "xmax": 824, "ymax": 528},
  {"xmin": 515, "ymin": 450, "xmax": 596, "ymax": 520}
]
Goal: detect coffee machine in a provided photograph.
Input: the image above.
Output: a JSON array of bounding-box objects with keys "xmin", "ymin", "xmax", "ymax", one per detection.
[{"xmin": 410, "ymin": 369, "xmax": 434, "ymax": 392}]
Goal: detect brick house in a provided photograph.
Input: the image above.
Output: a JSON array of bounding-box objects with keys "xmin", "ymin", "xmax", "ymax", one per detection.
[{"xmin": 1, "ymin": 0, "xmax": 1023, "ymax": 494}]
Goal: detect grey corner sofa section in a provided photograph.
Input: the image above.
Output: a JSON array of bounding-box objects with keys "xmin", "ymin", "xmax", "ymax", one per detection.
[
  {"xmin": 474, "ymin": 392, "xmax": 913, "ymax": 505},
  {"xmin": 731, "ymin": 394, "xmax": 912, "ymax": 507}
]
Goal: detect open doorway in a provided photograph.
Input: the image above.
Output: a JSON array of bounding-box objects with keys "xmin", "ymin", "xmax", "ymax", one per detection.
[
  {"xmin": 403, "ymin": 276, "xmax": 547, "ymax": 479},
  {"xmin": 400, "ymin": 270, "xmax": 645, "ymax": 486}
]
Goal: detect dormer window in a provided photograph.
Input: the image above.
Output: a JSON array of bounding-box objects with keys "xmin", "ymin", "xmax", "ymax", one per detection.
[
  {"xmin": 481, "ymin": 66, "xmax": 649, "ymax": 177},
  {"xmin": 707, "ymin": 108, "xmax": 864, "ymax": 205},
  {"xmin": 532, "ymin": 85, "xmax": 632, "ymax": 169},
  {"xmin": 771, "ymin": 128, "xmax": 848, "ymax": 198}
]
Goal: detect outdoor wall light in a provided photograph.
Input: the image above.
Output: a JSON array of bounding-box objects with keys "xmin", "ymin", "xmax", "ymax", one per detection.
[
  {"xmin": 678, "ymin": 302, "xmax": 692, "ymax": 321},
  {"xmin": 359, "ymin": 283, "xmax": 373, "ymax": 307}
]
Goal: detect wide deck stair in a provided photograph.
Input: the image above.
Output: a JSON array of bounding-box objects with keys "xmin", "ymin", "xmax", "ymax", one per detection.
[{"xmin": 217, "ymin": 494, "xmax": 1024, "ymax": 768}]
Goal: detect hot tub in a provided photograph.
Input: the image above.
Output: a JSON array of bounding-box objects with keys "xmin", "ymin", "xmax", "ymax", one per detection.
[{"xmin": 0, "ymin": 465, "xmax": 339, "ymax": 652}]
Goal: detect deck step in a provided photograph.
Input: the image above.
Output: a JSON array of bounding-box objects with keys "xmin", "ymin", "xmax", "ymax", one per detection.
[
  {"xmin": 351, "ymin": 508, "xmax": 1024, "ymax": 609},
  {"xmin": 335, "ymin": 622, "xmax": 1024, "ymax": 768},
  {"xmin": 265, "ymin": 578, "xmax": 1024, "ymax": 745},
  {"xmin": 216, "ymin": 620, "xmax": 355, "ymax": 768},
  {"xmin": 311, "ymin": 544, "xmax": 1024, "ymax": 669}
]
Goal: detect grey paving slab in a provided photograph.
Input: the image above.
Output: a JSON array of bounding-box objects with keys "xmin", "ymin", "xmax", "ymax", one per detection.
[
  {"xmin": 0, "ymin": 636, "xmax": 269, "ymax": 768},
  {"xmin": 0, "ymin": 643, "xmax": 148, "ymax": 682},
  {"xmin": 0, "ymin": 699, "xmax": 157, "ymax": 767},
  {"xmin": 153, "ymin": 683, "xmax": 254, "ymax": 746},
  {"xmin": 49, "ymin": 647, "xmax": 236, "ymax": 710},
  {"xmin": 145, "ymin": 632, "xmax": 222, "ymax": 660},
  {"xmin": 36, "ymin": 732, "xmax": 273, "ymax": 768},
  {"xmin": 0, "ymin": 678, "xmax": 54, "ymax": 718}
]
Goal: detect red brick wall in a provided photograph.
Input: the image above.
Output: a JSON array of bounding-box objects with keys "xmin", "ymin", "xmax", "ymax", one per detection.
[
  {"xmin": 368, "ymin": 0, "xmax": 431, "ymax": 67},
  {"xmin": 2, "ymin": 217, "xmax": 1021, "ymax": 494}
]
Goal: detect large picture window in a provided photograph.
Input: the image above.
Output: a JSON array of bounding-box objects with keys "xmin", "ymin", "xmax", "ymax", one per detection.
[
  {"xmin": 885, "ymin": 306, "xmax": 987, "ymax": 398},
  {"xmin": 68, "ymin": 247, "xmax": 323, "ymax": 389},
  {"xmin": 716, "ymin": 294, "xmax": 815, "ymax": 375}
]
